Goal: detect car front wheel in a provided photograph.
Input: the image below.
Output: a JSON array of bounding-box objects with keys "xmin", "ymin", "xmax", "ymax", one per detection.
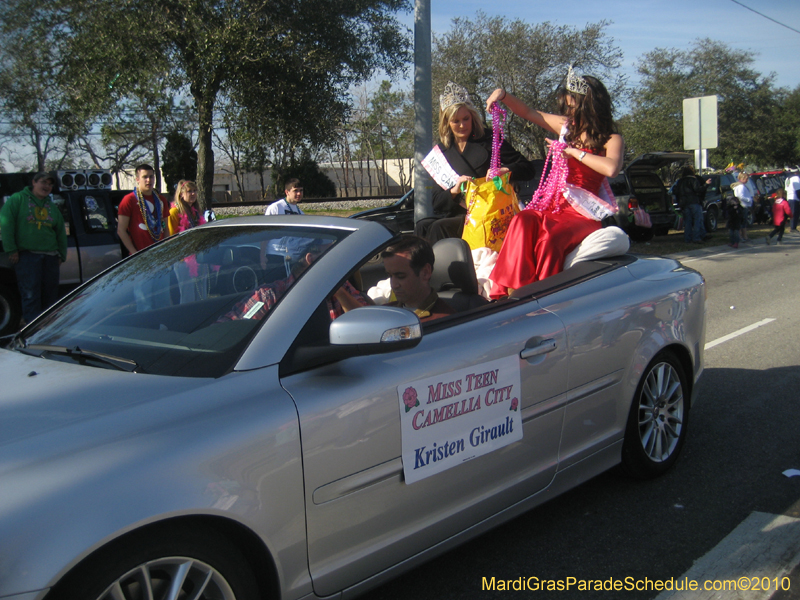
[
  {"xmin": 621, "ymin": 350, "xmax": 689, "ymax": 478},
  {"xmin": 48, "ymin": 526, "xmax": 260, "ymax": 600},
  {"xmin": 704, "ymin": 205, "xmax": 718, "ymax": 232}
]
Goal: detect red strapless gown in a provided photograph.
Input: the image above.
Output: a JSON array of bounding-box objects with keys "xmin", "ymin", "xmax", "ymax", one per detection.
[{"xmin": 489, "ymin": 155, "xmax": 605, "ymax": 298}]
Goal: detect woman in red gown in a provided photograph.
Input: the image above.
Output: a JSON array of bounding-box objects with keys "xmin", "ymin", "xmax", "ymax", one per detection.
[{"xmin": 485, "ymin": 68, "xmax": 624, "ymax": 298}]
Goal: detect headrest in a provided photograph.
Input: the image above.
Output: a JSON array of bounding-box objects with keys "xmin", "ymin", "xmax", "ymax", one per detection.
[{"xmin": 431, "ymin": 238, "xmax": 478, "ymax": 295}]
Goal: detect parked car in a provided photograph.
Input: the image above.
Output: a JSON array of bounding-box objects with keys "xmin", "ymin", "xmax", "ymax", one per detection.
[
  {"xmin": 350, "ymin": 188, "xmax": 415, "ymax": 233},
  {"xmin": 0, "ymin": 173, "xmax": 124, "ymax": 336},
  {"xmin": 0, "ymin": 215, "xmax": 705, "ymax": 600},
  {"xmin": 609, "ymin": 152, "xmax": 693, "ymax": 239}
]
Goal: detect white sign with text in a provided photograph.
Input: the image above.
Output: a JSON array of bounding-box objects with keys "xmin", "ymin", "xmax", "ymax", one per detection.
[{"xmin": 397, "ymin": 355, "xmax": 523, "ymax": 484}]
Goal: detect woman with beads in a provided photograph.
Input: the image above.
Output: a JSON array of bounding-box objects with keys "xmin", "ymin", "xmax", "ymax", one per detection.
[
  {"xmin": 416, "ymin": 82, "xmax": 537, "ymax": 243},
  {"xmin": 485, "ymin": 67, "xmax": 624, "ymax": 298},
  {"xmin": 168, "ymin": 179, "xmax": 209, "ymax": 303}
]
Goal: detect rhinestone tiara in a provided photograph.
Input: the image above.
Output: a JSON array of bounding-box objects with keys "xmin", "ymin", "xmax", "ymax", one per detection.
[
  {"xmin": 439, "ymin": 81, "xmax": 473, "ymax": 111},
  {"xmin": 566, "ymin": 65, "xmax": 589, "ymax": 95}
]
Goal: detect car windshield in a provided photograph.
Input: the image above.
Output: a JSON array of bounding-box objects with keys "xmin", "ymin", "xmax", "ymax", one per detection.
[{"xmin": 15, "ymin": 224, "xmax": 350, "ymax": 378}]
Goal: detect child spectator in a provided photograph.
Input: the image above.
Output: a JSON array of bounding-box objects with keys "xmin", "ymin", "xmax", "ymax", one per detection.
[
  {"xmin": 766, "ymin": 188, "xmax": 791, "ymax": 245},
  {"xmin": 727, "ymin": 197, "xmax": 741, "ymax": 249}
]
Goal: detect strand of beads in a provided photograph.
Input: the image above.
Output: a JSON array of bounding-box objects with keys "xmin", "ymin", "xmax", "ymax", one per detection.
[
  {"xmin": 524, "ymin": 139, "xmax": 569, "ymax": 213},
  {"xmin": 135, "ymin": 187, "xmax": 164, "ymax": 240},
  {"xmin": 486, "ymin": 103, "xmax": 507, "ymax": 180}
]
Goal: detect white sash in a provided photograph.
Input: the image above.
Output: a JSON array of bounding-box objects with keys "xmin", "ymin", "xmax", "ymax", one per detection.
[
  {"xmin": 563, "ymin": 184, "xmax": 618, "ymax": 221},
  {"xmin": 421, "ymin": 146, "xmax": 460, "ymax": 190}
]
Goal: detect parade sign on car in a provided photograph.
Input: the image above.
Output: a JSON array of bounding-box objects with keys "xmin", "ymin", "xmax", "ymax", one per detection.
[{"xmin": 397, "ymin": 355, "xmax": 522, "ymax": 484}]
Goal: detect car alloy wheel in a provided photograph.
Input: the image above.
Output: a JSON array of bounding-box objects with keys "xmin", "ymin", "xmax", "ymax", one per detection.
[
  {"xmin": 622, "ymin": 350, "xmax": 689, "ymax": 478},
  {"xmin": 97, "ymin": 556, "xmax": 237, "ymax": 600},
  {"xmin": 47, "ymin": 526, "xmax": 259, "ymax": 600}
]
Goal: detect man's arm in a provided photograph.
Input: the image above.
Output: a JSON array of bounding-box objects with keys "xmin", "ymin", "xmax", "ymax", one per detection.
[{"xmin": 117, "ymin": 214, "xmax": 137, "ymax": 255}]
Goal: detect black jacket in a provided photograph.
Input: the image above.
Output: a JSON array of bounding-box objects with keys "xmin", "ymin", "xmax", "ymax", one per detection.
[
  {"xmin": 432, "ymin": 129, "xmax": 536, "ymax": 218},
  {"xmin": 675, "ymin": 175, "xmax": 707, "ymax": 208}
]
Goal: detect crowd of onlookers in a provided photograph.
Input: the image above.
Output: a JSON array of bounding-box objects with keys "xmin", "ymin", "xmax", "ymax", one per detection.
[{"xmin": 673, "ymin": 165, "xmax": 800, "ymax": 248}]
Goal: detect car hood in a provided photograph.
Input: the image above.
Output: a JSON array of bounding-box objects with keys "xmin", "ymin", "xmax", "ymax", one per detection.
[
  {"xmin": 627, "ymin": 152, "xmax": 692, "ymax": 171},
  {"xmin": 0, "ymin": 348, "xmax": 211, "ymax": 450}
]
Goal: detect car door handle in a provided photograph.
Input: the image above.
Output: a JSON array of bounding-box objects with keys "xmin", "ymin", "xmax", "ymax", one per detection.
[{"xmin": 520, "ymin": 339, "xmax": 557, "ymax": 360}]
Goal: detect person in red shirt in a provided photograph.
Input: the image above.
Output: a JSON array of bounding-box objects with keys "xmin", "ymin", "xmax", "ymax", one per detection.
[
  {"xmin": 766, "ymin": 188, "xmax": 792, "ymax": 245},
  {"xmin": 117, "ymin": 164, "xmax": 171, "ymax": 310},
  {"xmin": 117, "ymin": 164, "xmax": 170, "ymax": 255}
]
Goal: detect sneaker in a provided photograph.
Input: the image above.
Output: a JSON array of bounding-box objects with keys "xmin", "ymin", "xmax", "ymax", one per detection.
[
  {"xmin": 765, "ymin": 236, "xmax": 770, "ymax": 245},
  {"xmin": 728, "ymin": 243, "xmax": 739, "ymax": 249}
]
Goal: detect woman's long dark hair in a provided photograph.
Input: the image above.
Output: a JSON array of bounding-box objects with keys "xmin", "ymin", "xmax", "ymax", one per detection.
[{"xmin": 556, "ymin": 75, "xmax": 617, "ymax": 151}]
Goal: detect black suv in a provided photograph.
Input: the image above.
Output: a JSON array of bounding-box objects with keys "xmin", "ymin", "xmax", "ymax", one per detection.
[{"xmin": 609, "ymin": 152, "xmax": 693, "ymax": 239}]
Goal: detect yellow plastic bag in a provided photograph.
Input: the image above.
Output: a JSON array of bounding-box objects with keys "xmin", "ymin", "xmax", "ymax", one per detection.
[{"xmin": 461, "ymin": 173, "xmax": 519, "ymax": 252}]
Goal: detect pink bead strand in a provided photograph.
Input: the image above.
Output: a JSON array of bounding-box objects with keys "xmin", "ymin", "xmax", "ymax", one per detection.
[
  {"xmin": 524, "ymin": 138, "xmax": 569, "ymax": 214},
  {"xmin": 486, "ymin": 104, "xmax": 507, "ymax": 180}
]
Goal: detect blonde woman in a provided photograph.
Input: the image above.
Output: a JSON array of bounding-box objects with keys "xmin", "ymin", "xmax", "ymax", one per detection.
[
  {"xmin": 168, "ymin": 180, "xmax": 209, "ymax": 302},
  {"xmin": 733, "ymin": 172, "xmax": 753, "ymax": 241},
  {"xmin": 168, "ymin": 180, "xmax": 205, "ymax": 235},
  {"xmin": 416, "ymin": 82, "xmax": 535, "ymax": 242}
]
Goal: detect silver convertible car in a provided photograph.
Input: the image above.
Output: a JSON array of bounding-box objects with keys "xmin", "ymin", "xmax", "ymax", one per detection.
[{"xmin": 0, "ymin": 216, "xmax": 705, "ymax": 600}]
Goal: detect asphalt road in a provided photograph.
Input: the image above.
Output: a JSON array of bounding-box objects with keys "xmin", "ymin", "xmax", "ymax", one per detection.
[{"xmin": 367, "ymin": 236, "xmax": 800, "ymax": 600}]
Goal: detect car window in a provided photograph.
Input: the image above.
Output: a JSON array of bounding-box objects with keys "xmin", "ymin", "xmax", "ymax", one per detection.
[
  {"xmin": 628, "ymin": 172, "xmax": 665, "ymax": 194},
  {"xmin": 51, "ymin": 193, "xmax": 73, "ymax": 237},
  {"xmin": 16, "ymin": 225, "xmax": 351, "ymax": 378},
  {"xmin": 81, "ymin": 194, "xmax": 114, "ymax": 232}
]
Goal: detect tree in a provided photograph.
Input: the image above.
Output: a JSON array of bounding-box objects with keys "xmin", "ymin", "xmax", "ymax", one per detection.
[
  {"xmin": 162, "ymin": 131, "xmax": 198, "ymax": 194},
  {"xmin": 357, "ymin": 81, "xmax": 414, "ymax": 193},
  {"xmin": 432, "ymin": 15, "xmax": 626, "ymax": 160},
  {"xmin": 0, "ymin": 30, "xmax": 83, "ymax": 170},
  {"xmin": 772, "ymin": 85, "xmax": 800, "ymax": 166},
  {"xmin": 274, "ymin": 149, "xmax": 336, "ymax": 199},
  {"xmin": 1, "ymin": 0, "xmax": 411, "ymax": 210},
  {"xmin": 621, "ymin": 39, "xmax": 782, "ymax": 168}
]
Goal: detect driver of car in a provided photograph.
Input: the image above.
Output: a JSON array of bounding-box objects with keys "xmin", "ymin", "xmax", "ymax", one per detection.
[
  {"xmin": 218, "ymin": 238, "xmax": 368, "ymax": 322},
  {"xmin": 381, "ymin": 235, "xmax": 455, "ymax": 322}
]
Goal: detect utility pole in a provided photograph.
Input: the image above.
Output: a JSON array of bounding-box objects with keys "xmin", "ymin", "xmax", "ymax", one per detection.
[{"xmin": 413, "ymin": 0, "xmax": 433, "ymax": 224}]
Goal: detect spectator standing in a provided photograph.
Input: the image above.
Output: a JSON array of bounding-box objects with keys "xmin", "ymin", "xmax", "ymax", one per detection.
[
  {"xmin": 0, "ymin": 172, "xmax": 67, "ymax": 324},
  {"xmin": 784, "ymin": 168, "xmax": 800, "ymax": 233},
  {"xmin": 116, "ymin": 164, "xmax": 171, "ymax": 310},
  {"xmin": 766, "ymin": 188, "xmax": 792, "ymax": 245},
  {"xmin": 674, "ymin": 166, "xmax": 709, "ymax": 244},
  {"xmin": 733, "ymin": 172, "xmax": 753, "ymax": 242},
  {"xmin": 168, "ymin": 180, "xmax": 209, "ymax": 303},
  {"xmin": 265, "ymin": 179, "xmax": 305, "ymax": 215},
  {"xmin": 727, "ymin": 197, "xmax": 741, "ymax": 249},
  {"xmin": 117, "ymin": 164, "xmax": 170, "ymax": 255}
]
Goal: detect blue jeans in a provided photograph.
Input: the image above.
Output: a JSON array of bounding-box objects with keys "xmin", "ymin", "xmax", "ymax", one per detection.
[
  {"xmin": 683, "ymin": 203, "xmax": 705, "ymax": 242},
  {"xmin": 15, "ymin": 251, "xmax": 60, "ymax": 323}
]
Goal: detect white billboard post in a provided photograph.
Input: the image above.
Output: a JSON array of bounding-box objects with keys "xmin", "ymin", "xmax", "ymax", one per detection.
[{"xmin": 683, "ymin": 96, "xmax": 718, "ymax": 171}]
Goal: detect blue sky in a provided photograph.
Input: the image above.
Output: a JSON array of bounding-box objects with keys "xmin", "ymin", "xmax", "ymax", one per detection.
[{"xmin": 401, "ymin": 0, "xmax": 800, "ymax": 92}]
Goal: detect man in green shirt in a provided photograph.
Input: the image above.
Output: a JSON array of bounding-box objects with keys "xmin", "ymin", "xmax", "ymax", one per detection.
[{"xmin": 0, "ymin": 171, "xmax": 67, "ymax": 324}]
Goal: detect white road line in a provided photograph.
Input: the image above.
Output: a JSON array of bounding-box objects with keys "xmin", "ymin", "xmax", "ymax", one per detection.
[{"xmin": 705, "ymin": 318, "xmax": 776, "ymax": 350}]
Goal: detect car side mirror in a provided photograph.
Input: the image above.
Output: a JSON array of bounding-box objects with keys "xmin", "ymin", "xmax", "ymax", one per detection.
[{"xmin": 330, "ymin": 305, "xmax": 422, "ymax": 352}]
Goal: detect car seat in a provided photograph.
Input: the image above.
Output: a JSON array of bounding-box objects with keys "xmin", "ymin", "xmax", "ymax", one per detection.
[{"xmin": 431, "ymin": 238, "xmax": 488, "ymax": 311}]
